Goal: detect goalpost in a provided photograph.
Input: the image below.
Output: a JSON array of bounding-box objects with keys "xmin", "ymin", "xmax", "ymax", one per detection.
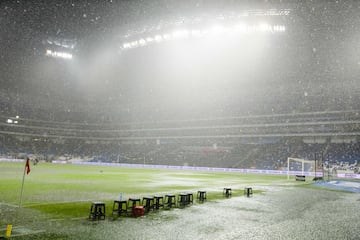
[{"xmin": 287, "ymin": 157, "xmax": 317, "ymax": 180}]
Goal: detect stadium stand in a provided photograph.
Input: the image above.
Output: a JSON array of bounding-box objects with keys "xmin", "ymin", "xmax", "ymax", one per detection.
[{"xmin": 1, "ymin": 74, "xmax": 360, "ymax": 174}]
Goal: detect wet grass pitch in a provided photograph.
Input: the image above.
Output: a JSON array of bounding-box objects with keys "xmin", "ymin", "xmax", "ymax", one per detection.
[{"xmin": 1, "ymin": 162, "xmax": 359, "ymax": 239}]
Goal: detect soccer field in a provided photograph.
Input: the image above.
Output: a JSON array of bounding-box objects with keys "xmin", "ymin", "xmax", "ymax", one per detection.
[
  {"xmin": 1, "ymin": 162, "xmax": 359, "ymax": 239},
  {"xmin": 0, "ymin": 162, "xmax": 284, "ymax": 213}
]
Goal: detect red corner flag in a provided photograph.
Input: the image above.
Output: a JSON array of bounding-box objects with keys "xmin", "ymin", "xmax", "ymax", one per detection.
[
  {"xmin": 25, "ymin": 157, "xmax": 31, "ymax": 174},
  {"xmin": 19, "ymin": 157, "xmax": 31, "ymax": 207}
]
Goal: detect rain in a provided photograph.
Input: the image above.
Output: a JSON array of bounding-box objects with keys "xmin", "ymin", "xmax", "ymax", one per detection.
[{"xmin": 0, "ymin": 0, "xmax": 360, "ymax": 239}]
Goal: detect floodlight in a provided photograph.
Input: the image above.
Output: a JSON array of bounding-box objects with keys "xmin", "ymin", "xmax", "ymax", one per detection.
[
  {"xmin": 233, "ymin": 23, "xmax": 248, "ymax": 33},
  {"xmin": 119, "ymin": 22, "xmax": 286, "ymax": 51},
  {"xmin": 6, "ymin": 119, "xmax": 13, "ymax": 124},
  {"xmin": 130, "ymin": 41, "xmax": 139, "ymax": 47},
  {"xmin": 154, "ymin": 35, "xmax": 163, "ymax": 42},
  {"xmin": 190, "ymin": 30, "xmax": 202, "ymax": 37},
  {"xmin": 172, "ymin": 29, "xmax": 190, "ymax": 39},
  {"xmin": 146, "ymin": 37, "xmax": 154, "ymax": 43},
  {"xmin": 274, "ymin": 25, "xmax": 286, "ymax": 32},
  {"xmin": 45, "ymin": 49, "xmax": 73, "ymax": 60},
  {"xmin": 162, "ymin": 34, "xmax": 172, "ymax": 40},
  {"xmin": 210, "ymin": 25, "xmax": 225, "ymax": 35},
  {"xmin": 259, "ymin": 23, "xmax": 271, "ymax": 32},
  {"xmin": 139, "ymin": 39, "xmax": 147, "ymax": 46},
  {"xmin": 123, "ymin": 43, "xmax": 131, "ymax": 49}
]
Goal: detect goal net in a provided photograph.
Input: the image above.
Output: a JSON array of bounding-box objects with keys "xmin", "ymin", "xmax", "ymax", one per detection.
[{"xmin": 287, "ymin": 157, "xmax": 320, "ymax": 180}]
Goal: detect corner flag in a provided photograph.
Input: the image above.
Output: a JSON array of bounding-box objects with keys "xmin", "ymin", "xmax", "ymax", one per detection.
[
  {"xmin": 19, "ymin": 157, "xmax": 31, "ymax": 207},
  {"xmin": 25, "ymin": 157, "xmax": 31, "ymax": 174}
]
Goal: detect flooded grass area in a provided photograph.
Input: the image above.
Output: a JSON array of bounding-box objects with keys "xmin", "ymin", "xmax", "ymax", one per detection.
[
  {"xmin": 313, "ymin": 180, "xmax": 360, "ymax": 193},
  {"xmin": 1, "ymin": 162, "xmax": 359, "ymax": 239}
]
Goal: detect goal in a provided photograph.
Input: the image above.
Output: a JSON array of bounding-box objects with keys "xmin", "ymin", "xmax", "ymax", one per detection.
[{"xmin": 287, "ymin": 157, "xmax": 318, "ymax": 180}]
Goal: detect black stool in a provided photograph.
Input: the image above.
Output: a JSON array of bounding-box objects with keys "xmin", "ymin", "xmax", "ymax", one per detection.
[
  {"xmin": 112, "ymin": 200, "xmax": 127, "ymax": 216},
  {"xmin": 89, "ymin": 202, "xmax": 106, "ymax": 220},
  {"xmin": 186, "ymin": 193, "xmax": 193, "ymax": 204},
  {"xmin": 197, "ymin": 191, "xmax": 207, "ymax": 202},
  {"xmin": 164, "ymin": 194, "xmax": 176, "ymax": 208},
  {"xmin": 142, "ymin": 196, "xmax": 154, "ymax": 212},
  {"xmin": 244, "ymin": 187, "xmax": 253, "ymax": 197},
  {"xmin": 223, "ymin": 188, "xmax": 232, "ymax": 198},
  {"xmin": 178, "ymin": 194, "xmax": 188, "ymax": 207},
  {"xmin": 154, "ymin": 196, "xmax": 164, "ymax": 210},
  {"xmin": 128, "ymin": 198, "xmax": 141, "ymax": 212}
]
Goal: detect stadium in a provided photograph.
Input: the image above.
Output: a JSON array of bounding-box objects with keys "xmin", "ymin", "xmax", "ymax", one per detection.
[{"xmin": 0, "ymin": 1, "xmax": 359, "ymax": 239}]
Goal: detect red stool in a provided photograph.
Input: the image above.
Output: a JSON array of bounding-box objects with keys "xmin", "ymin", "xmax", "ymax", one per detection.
[{"xmin": 133, "ymin": 206, "xmax": 145, "ymax": 217}]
